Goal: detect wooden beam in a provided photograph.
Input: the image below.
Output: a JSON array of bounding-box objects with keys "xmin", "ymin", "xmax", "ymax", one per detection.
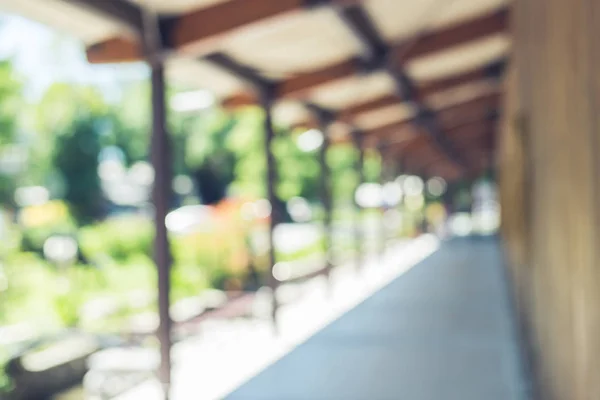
[
  {"xmin": 86, "ymin": 0, "xmax": 361, "ymax": 63},
  {"xmin": 383, "ymin": 117, "xmax": 499, "ymax": 177},
  {"xmin": 278, "ymin": 8, "xmax": 508, "ymax": 98},
  {"xmin": 342, "ymin": 60, "xmax": 505, "ymax": 118},
  {"xmin": 437, "ymin": 92, "xmax": 501, "ymax": 127},
  {"xmin": 334, "ymin": 4, "xmax": 474, "ymax": 171},
  {"xmin": 88, "ymin": 37, "xmax": 143, "ymax": 64},
  {"xmin": 394, "ymin": 9, "xmax": 508, "ymax": 63},
  {"xmin": 204, "ymin": 52, "xmax": 273, "ymax": 90},
  {"xmin": 362, "ymin": 89, "xmax": 501, "ymax": 140},
  {"xmin": 86, "ymin": 5, "xmax": 509, "ymax": 106},
  {"xmin": 227, "ymin": 58, "xmax": 504, "ymax": 113},
  {"xmin": 387, "ymin": 135, "xmax": 431, "ymax": 157},
  {"xmin": 446, "ymin": 120, "xmax": 496, "ymax": 140}
]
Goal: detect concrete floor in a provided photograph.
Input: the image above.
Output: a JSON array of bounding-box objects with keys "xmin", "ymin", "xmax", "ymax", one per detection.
[{"xmin": 227, "ymin": 237, "xmax": 527, "ymax": 400}]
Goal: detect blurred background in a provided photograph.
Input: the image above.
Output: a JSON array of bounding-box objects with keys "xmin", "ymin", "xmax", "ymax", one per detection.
[{"xmin": 0, "ymin": 3, "xmax": 508, "ymax": 400}]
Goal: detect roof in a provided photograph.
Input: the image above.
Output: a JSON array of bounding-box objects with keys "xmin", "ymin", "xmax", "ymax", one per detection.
[{"xmin": 0, "ymin": 0, "xmax": 511, "ymax": 180}]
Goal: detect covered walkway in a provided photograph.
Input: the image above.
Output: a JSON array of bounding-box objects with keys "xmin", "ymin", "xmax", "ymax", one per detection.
[{"xmin": 228, "ymin": 237, "xmax": 527, "ymax": 400}]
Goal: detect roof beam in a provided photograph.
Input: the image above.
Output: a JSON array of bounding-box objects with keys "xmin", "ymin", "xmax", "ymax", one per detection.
[
  {"xmin": 277, "ymin": 8, "xmax": 508, "ymax": 98},
  {"xmin": 86, "ymin": 0, "xmax": 363, "ymax": 63},
  {"xmin": 336, "ymin": 4, "xmax": 488, "ymax": 172},
  {"xmin": 446, "ymin": 119, "xmax": 497, "ymax": 139},
  {"xmin": 86, "ymin": 6, "xmax": 509, "ymax": 103},
  {"xmin": 437, "ymin": 92, "xmax": 501, "ymax": 128},
  {"xmin": 226, "ymin": 58, "xmax": 505, "ymax": 112},
  {"xmin": 362, "ymin": 89, "xmax": 501, "ymax": 140},
  {"xmin": 204, "ymin": 52, "xmax": 274, "ymax": 91},
  {"xmin": 337, "ymin": 4, "xmax": 387, "ymax": 63},
  {"xmin": 386, "ymin": 120, "xmax": 494, "ymax": 156},
  {"xmin": 379, "ymin": 113, "xmax": 499, "ymax": 176}
]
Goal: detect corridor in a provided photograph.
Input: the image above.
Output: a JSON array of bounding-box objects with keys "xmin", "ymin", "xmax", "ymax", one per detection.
[{"xmin": 227, "ymin": 238, "xmax": 527, "ymax": 400}]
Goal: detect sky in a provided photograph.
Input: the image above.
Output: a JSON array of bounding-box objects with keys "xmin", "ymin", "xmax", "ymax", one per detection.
[{"xmin": 0, "ymin": 13, "xmax": 147, "ymax": 101}]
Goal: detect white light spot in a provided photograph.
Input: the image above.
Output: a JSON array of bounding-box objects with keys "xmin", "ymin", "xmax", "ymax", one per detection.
[
  {"xmin": 355, "ymin": 183, "xmax": 383, "ymax": 208},
  {"xmin": 165, "ymin": 205, "xmax": 213, "ymax": 234},
  {"xmin": 381, "ymin": 182, "xmax": 403, "ymax": 206},
  {"xmin": 43, "ymin": 236, "xmax": 78, "ymax": 264},
  {"xmin": 426, "ymin": 177, "xmax": 447, "ymax": 197},
  {"xmin": 128, "ymin": 161, "xmax": 154, "ymax": 186},
  {"xmin": 273, "ymin": 262, "xmax": 292, "ymax": 281},
  {"xmin": 14, "ymin": 186, "xmax": 49, "ymax": 207},
  {"xmin": 254, "ymin": 199, "xmax": 272, "ymax": 219},
  {"xmin": 173, "ymin": 175, "xmax": 194, "ymax": 195},
  {"xmin": 403, "ymin": 176, "xmax": 424, "ymax": 196},
  {"xmin": 296, "ymin": 129, "xmax": 324, "ymax": 152},
  {"xmin": 450, "ymin": 213, "xmax": 473, "ymax": 236},
  {"xmin": 287, "ymin": 197, "xmax": 312, "ymax": 222},
  {"xmin": 98, "ymin": 160, "xmax": 126, "ymax": 182},
  {"xmin": 171, "ymin": 90, "xmax": 215, "ymax": 113}
]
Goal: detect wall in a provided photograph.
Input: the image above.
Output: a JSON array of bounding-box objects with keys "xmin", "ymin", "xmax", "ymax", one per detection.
[{"xmin": 499, "ymin": 1, "xmax": 600, "ymax": 399}]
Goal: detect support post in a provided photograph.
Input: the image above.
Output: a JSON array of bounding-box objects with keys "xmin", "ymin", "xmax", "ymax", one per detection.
[
  {"xmin": 377, "ymin": 143, "xmax": 388, "ymax": 261},
  {"xmin": 307, "ymin": 105, "xmax": 334, "ymax": 289},
  {"xmin": 418, "ymin": 172, "xmax": 429, "ymax": 235},
  {"xmin": 352, "ymin": 131, "xmax": 366, "ymax": 272},
  {"xmin": 396, "ymin": 156, "xmax": 407, "ymax": 237},
  {"xmin": 317, "ymin": 130, "xmax": 333, "ymax": 284},
  {"xmin": 260, "ymin": 88, "xmax": 280, "ymax": 329},
  {"xmin": 142, "ymin": 9, "xmax": 172, "ymax": 399}
]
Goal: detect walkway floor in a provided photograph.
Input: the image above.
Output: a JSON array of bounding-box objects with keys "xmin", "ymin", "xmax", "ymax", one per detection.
[
  {"xmin": 106, "ymin": 236, "xmax": 439, "ymax": 400},
  {"xmin": 227, "ymin": 237, "xmax": 526, "ymax": 400}
]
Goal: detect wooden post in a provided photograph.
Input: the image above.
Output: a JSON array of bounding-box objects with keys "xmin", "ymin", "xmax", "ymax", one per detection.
[
  {"xmin": 377, "ymin": 143, "xmax": 388, "ymax": 261},
  {"xmin": 260, "ymin": 88, "xmax": 280, "ymax": 329},
  {"xmin": 142, "ymin": 9, "xmax": 172, "ymax": 399},
  {"xmin": 317, "ymin": 128, "xmax": 333, "ymax": 284},
  {"xmin": 305, "ymin": 105, "xmax": 335, "ymax": 289},
  {"xmin": 352, "ymin": 131, "xmax": 366, "ymax": 271}
]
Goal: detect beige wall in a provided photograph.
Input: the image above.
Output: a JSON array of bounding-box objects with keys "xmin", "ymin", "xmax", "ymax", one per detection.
[{"xmin": 500, "ymin": 1, "xmax": 600, "ymax": 399}]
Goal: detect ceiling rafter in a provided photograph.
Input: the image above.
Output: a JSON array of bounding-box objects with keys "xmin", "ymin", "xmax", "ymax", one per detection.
[
  {"xmin": 86, "ymin": 0, "xmax": 366, "ymax": 63},
  {"xmin": 227, "ymin": 58, "xmax": 505, "ymax": 114},
  {"xmin": 275, "ymin": 8, "xmax": 508, "ymax": 99},
  {"xmin": 85, "ymin": 6, "xmax": 509, "ymax": 106},
  {"xmin": 334, "ymin": 3, "xmax": 473, "ymax": 172}
]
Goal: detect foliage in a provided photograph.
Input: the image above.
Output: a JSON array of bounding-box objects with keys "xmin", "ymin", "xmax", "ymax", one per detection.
[
  {"xmin": 0, "ymin": 61, "xmax": 22, "ymax": 207},
  {"xmin": 0, "ymin": 50, "xmax": 399, "ymax": 359},
  {"xmin": 79, "ymin": 216, "xmax": 153, "ymax": 263},
  {"xmin": 19, "ymin": 200, "xmax": 77, "ymax": 255},
  {"xmin": 52, "ymin": 115, "xmax": 105, "ymax": 223},
  {"xmin": 185, "ymin": 110, "xmax": 238, "ymax": 204}
]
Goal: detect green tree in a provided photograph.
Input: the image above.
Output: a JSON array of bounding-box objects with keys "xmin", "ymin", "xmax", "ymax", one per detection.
[
  {"xmin": 33, "ymin": 83, "xmax": 109, "ymax": 222},
  {"xmin": 0, "ymin": 60, "xmax": 22, "ymax": 207},
  {"xmin": 53, "ymin": 114, "xmax": 104, "ymax": 222}
]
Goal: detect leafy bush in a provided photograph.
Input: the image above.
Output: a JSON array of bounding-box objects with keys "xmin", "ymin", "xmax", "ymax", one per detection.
[
  {"xmin": 79, "ymin": 216, "xmax": 153, "ymax": 262},
  {"xmin": 18, "ymin": 200, "xmax": 77, "ymax": 255},
  {"xmin": 1, "ymin": 252, "xmax": 63, "ymax": 328}
]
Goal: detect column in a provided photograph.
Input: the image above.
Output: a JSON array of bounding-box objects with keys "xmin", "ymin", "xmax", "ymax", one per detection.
[
  {"xmin": 142, "ymin": 9, "xmax": 172, "ymax": 398},
  {"xmin": 352, "ymin": 131, "xmax": 366, "ymax": 271},
  {"xmin": 377, "ymin": 143, "xmax": 388, "ymax": 260},
  {"xmin": 316, "ymin": 122, "xmax": 333, "ymax": 286},
  {"xmin": 260, "ymin": 89, "xmax": 280, "ymax": 329}
]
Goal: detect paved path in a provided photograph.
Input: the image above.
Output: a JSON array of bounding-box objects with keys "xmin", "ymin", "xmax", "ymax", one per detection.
[
  {"xmin": 227, "ymin": 237, "xmax": 527, "ymax": 400},
  {"xmin": 107, "ymin": 237, "xmax": 439, "ymax": 400}
]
